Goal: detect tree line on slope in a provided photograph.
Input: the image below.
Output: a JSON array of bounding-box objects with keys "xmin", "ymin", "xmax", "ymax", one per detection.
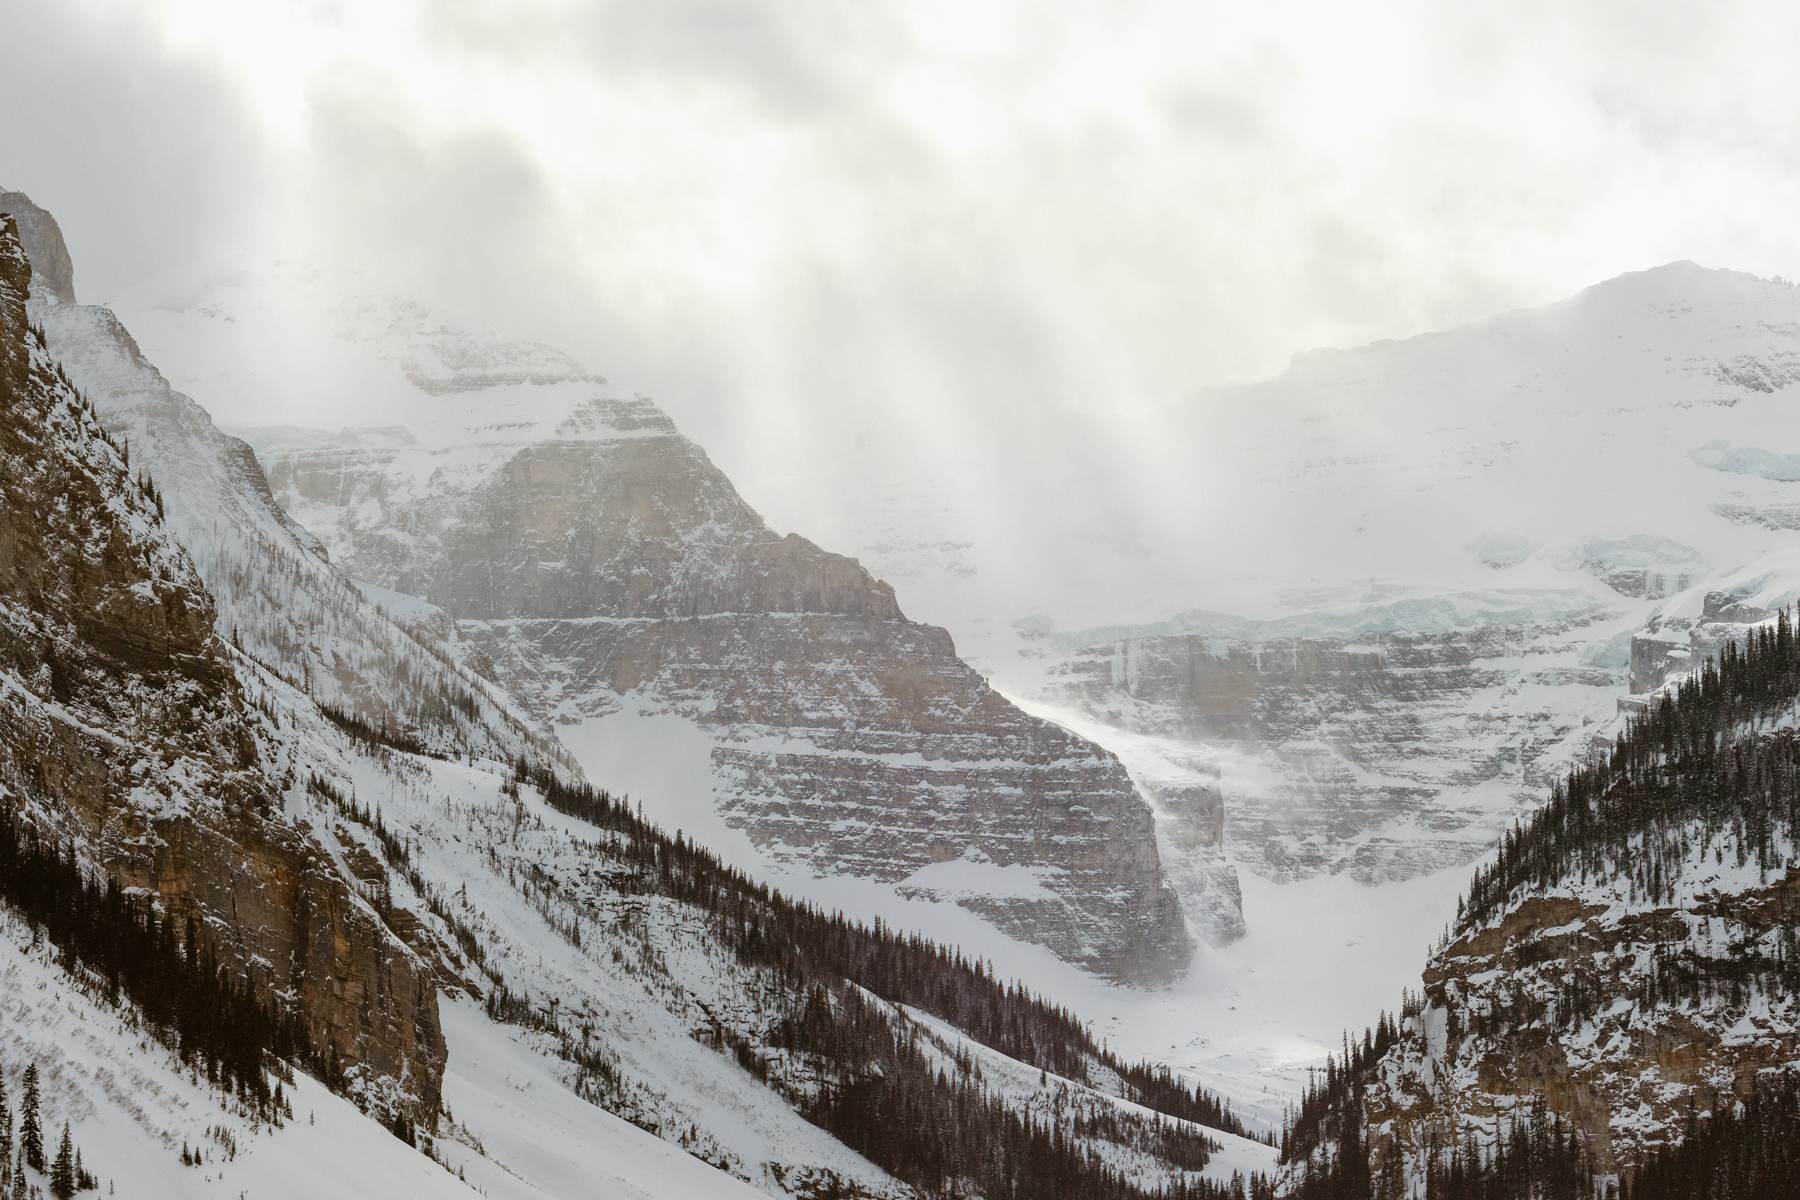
[
  {"xmin": 2, "ymin": 675, "xmax": 1255, "ymax": 1198},
  {"xmin": 1279, "ymin": 1011, "xmax": 1408, "ymax": 1175},
  {"xmin": 1283, "ymin": 1087, "xmax": 1596, "ymax": 1200},
  {"xmin": 492, "ymin": 758, "xmax": 1267, "ymax": 1200},
  {"xmin": 1621, "ymin": 1069, "xmax": 1800, "ymax": 1198},
  {"xmin": 269, "ymin": 688, "xmax": 1268, "ymax": 1195},
  {"xmin": 512, "ymin": 759, "xmax": 1252, "ymax": 1131},
  {"xmin": 1283, "ymin": 1066, "xmax": 1800, "ymax": 1199},
  {"xmin": 773, "ymin": 982, "xmax": 1247, "ymax": 1200},
  {"xmin": 1463, "ymin": 609, "xmax": 1800, "ymax": 930},
  {"xmin": 204, "ymin": 513, "xmax": 547, "ymax": 763}
]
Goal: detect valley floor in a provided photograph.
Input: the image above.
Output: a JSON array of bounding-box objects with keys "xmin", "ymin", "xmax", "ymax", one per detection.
[{"xmin": 555, "ymin": 702, "xmax": 1470, "ymax": 1136}]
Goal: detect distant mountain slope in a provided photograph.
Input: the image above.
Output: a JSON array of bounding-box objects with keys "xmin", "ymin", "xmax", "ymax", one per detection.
[
  {"xmin": 116, "ymin": 255, "xmax": 1196, "ymax": 984},
  {"xmin": 1018, "ymin": 264, "xmax": 1800, "ymax": 892},
  {"xmin": 1164, "ymin": 261, "xmax": 1800, "ymax": 599}
]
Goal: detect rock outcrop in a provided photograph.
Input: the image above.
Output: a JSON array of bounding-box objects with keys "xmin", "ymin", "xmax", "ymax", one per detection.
[
  {"xmin": 1351, "ymin": 792, "xmax": 1800, "ymax": 1180},
  {"xmin": 1631, "ymin": 588, "xmax": 1780, "ymax": 695},
  {"xmin": 0, "ymin": 212, "xmax": 444, "ymax": 1119},
  {"xmin": 0, "ymin": 188, "xmax": 74, "ymax": 303}
]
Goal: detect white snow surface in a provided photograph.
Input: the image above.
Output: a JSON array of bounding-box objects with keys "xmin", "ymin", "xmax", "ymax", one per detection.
[{"xmin": 437, "ymin": 1001, "xmax": 768, "ymax": 1200}]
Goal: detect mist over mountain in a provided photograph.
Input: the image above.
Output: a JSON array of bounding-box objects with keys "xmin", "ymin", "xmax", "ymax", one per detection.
[
  {"xmin": 13, "ymin": 168, "xmax": 1800, "ymax": 1194},
  {"xmin": 11, "ymin": 4, "xmax": 1800, "ymax": 1198}
]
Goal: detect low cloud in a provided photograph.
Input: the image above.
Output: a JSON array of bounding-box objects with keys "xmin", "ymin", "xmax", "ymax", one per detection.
[{"xmin": 10, "ymin": 0, "xmax": 1800, "ymax": 622}]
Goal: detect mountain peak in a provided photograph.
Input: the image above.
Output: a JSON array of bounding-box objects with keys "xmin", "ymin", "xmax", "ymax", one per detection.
[
  {"xmin": 1272, "ymin": 256, "xmax": 1800, "ymax": 390},
  {"xmin": 0, "ymin": 187, "xmax": 76, "ymax": 304},
  {"xmin": 1572, "ymin": 257, "xmax": 1791, "ymax": 304}
]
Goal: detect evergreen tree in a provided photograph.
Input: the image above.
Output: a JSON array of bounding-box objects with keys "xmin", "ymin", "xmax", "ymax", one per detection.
[
  {"xmin": 0, "ymin": 1068, "xmax": 11, "ymax": 1188},
  {"xmin": 0, "ymin": 815, "xmax": 307, "ymax": 1117},
  {"xmin": 19, "ymin": 1066, "xmax": 41, "ymax": 1174},
  {"xmin": 1624, "ymin": 1070, "xmax": 1800, "ymax": 1199},
  {"xmin": 49, "ymin": 1124, "xmax": 72, "ymax": 1200}
]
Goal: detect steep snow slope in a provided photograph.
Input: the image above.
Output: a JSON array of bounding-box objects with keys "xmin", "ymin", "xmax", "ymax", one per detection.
[
  {"xmin": 437, "ymin": 1002, "xmax": 772, "ymax": 1200},
  {"xmin": 1127, "ymin": 263, "xmax": 1799, "ymax": 611},
  {"xmin": 0, "ymin": 904, "xmax": 774, "ymax": 1200},
  {"xmin": 255, "ymin": 694, "xmax": 911, "ymax": 1195},
  {"xmin": 111, "ymin": 255, "xmax": 1196, "ymax": 985},
  {"xmin": 244, "ymin": 656, "xmax": 1258, "ymax": 1196}
]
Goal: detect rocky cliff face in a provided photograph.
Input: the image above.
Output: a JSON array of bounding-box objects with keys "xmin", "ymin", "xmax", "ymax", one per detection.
[
  {"xmin": 1367, "ymin": 872, "xmax": 1800, "ymax": 1177},
  {"xmin": 0, "ymin": 213, "xmax": 444, "ymax": 1120},
  {"xmin": 243, "ymin": 383, "xmax": 1189, "ymax": 982},
  {"xmin": 1631, "ymin": 587, "xmax": 1790, "ymax": 695},
  {"xmin": 1034, "ymin": 597, "xmax": 1625, "ymax": 886},
  {"xmin": 1341, "ymin": 811, "xmax": 1800, "ymax": 1183},
  {"xmin": 0, "ymin": 189, "xmax": 74, "ymax": 303}
]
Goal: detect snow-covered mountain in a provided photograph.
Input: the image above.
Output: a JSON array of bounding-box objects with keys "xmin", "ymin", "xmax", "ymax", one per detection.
[
  {"xmin": 686, "ymin": 258, "xmax": 1800, "ymax": 1131},
  {"xmin": 111, "ymin": 237, "xmax": 1800, "ymax": 1142},
  {"xmin": 1008, "ymin": 280, "xmax": 1800, "ymax": 1110},
  {"xmin": 26, "ymin": 160, "xmax": 1800, "ymax": 1196},
  {"xmin": 1011, "ymin": 264, "xmax": 1800, "ymax": 890},
  {"xmin": 110, "ymin": 253, "xmax": 1199, "ymax": 985},
  {"xmin": 1275, "ymin": 620, "xmax": 1800, "ymax": 1195},
  {"xmin": 1026, "ymin": 590, "xmax": 1626, "ymax": 886},
  {"xmin": 0, "ymin": 202, "xmax": 444, "ymax": 1149},
  {"xmin": 1, "ymin": 197, "xmax": 1278, "ymax": 1199},
  {"xmin": 1029, "ymin": 268, "xmax": 1800, "ymax": 874}
]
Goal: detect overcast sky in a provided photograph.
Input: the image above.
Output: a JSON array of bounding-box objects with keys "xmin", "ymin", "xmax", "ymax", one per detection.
[{"xmin": 8, "ymin": 0, "xmax": 1800, "ymax": 622}]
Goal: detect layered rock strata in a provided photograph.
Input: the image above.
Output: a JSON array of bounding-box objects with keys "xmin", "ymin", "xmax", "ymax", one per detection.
[{"xmin": 249, "ymin": 389, "xmax": 1191, "ymax": 982}]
